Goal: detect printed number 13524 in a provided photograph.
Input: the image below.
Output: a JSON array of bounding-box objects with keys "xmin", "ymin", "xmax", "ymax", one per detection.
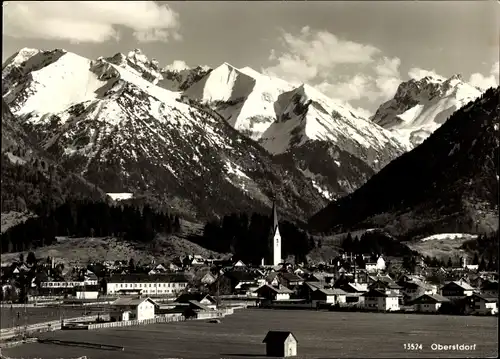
[{"xmin": 404, "ymin": 343, "xmax": 423, "ymax": 350}]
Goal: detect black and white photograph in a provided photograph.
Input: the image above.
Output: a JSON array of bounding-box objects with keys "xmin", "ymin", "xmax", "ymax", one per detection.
[{"xmin": 1, "ymin": 1, "xmax": 498, "ymax": 358}]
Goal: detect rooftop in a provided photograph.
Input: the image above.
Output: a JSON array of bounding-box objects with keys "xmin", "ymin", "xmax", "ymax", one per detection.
[
  {"xmin": 263, "ymin": 331, "xmax": 298, "ymax": 344},
  {"xmin": 107, "ymin": 274, "xmax": 189, "ymax": 283}
]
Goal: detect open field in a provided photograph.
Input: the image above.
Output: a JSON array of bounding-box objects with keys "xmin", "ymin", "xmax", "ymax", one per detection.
[
  {"xmin": 1, "ymin": 306, "xmax": 108, "ymax": 329},
  {"xmin": 4, "ymin": 308, "xmax": 497, "ymax": 358},
  {"xmin": 406, "ymin": 235, "xmax": 470, "ymax": 260}
]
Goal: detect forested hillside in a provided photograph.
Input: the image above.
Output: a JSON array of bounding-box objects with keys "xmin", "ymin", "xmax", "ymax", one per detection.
[{"xmin": 1, "ymin": 200, "xmax": 181, "ymax": 253}]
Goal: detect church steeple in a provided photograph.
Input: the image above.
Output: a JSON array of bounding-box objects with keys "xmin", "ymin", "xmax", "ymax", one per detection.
[
  {"xmin": 271, "ymin": 200, "xmax": 279, "ymax": 235},
  {"xmin": 269, "ymin": 199, "xmax": 282, "ymax": 266}
]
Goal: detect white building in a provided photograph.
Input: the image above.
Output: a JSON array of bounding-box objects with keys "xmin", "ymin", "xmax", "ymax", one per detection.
[
  {"xmin": 311, "ymin": 288, "xmax": 347, "ymax": 306},
  {"xmin": 441, "ymin": 281, "xmax": 475, "ymax": 297},
  {"xmin": 255, "ymin": 284, "xmax": 292, "ymax": 301},
  {"xmin": 74, "ymin": 285, "xmax": 99, "ymax": 300},
  {"xmin": 362, "ymin": 289, "xmax": 399, "ymax": 311},
  {"xmin": 106, "ymin": 274, "xmax": 189, "ymax": 296},
  {"xmin": 411, "ymin": 293, "xmax": 450, "ymax": 313},
  {"xmin": 111, "ymin": 297, "xmax": 157, "ymax": 321},
  {"xmin": 41, "ymin": 281, "xmax": 85, "ymax": 288},
  {"xmin": 471, "ymin": 294, "xmax": 498, "ymax": 315},
  {"xmin": 365, "ymin": 256, "xmax": 386, "ymax": 273},
  {"xmin": 262, "ymin": 202, "xmax": 282, "ymax": 267}
]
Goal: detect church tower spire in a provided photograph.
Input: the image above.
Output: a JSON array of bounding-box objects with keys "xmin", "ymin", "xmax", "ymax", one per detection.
[{"xmin": 269, "ymin": 200, "xmax": 282, "ymax": 266}]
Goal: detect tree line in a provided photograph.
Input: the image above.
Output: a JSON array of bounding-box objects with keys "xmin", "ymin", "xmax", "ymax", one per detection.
[
  {"xmin": 1, "ymin": 153, "xmax": 104, "ymax": 215},
  {"xmin": 193, "ymin": 212, "xmax": 315, "ymax": 264},
  {"xmin": 341, "ymin": 231, "xmax": 418, "ymax": 257},
  {"xmin": 1, "ymin": 200, "xmax": 181, "ymax": 253}
]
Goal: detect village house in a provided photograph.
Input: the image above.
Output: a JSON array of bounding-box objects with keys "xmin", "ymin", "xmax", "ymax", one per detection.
[
  {"xmin": 362, "ymin": 289, "xmax": 399, "ymax": 311},
  {"xmin": 105, "ymin": 274, "xmax": 189, "ymax": 296},
  {"xmin": 410, "ymin": 293, "xmax": 450, "ymax": 313},
  {"xmin": 73, "ymin": 285, "xmax": 100, "ymax": 300},
  {"xmin": 469, "ymin": 293, "xmax": 498, "ymax": 315},
  {"xmin": 367, "ymin": 278, "xmax": 402, "ymax": 296},
  {"xmin": 309, "ymin": 272, "xmax": 335, "ymax": 284},
  {"xmin": 175, "ymin": 293, "xmax": 217, "ymax": 310},
  {"xmin": 461, "ymin": 257, "xmax": 479, "ymax": 272},
  {"xmin": 189, "ymin": 255, "xmax": 206, "ymax": 266},
  {"xmin": 293, "ymin": 267, "xmax": 310, "ymax": 277},
  {"xmin": 255, "ymin": 284, "xmax": 293, "ymax": 303},
  {"xmin": 311, "ymin": 288, "xmax": 347, "ymax": 307},
  {"xmin": 148, "ymin": 263, "xmax": 168, "ymax": 275},
  {"xmin": 298, "ymin": 282, "xmax": 325, "ymax": 301},
  {"xmin": 441, "ymin": 281, "xmax": 475, "ymax": 298},
  {"xmin": 278, "ymin": 273, "xmax": 304, "ymax": 289},
  {"xmin": 40, "ymin": 280, "xmax": 86, "ymax": 289},
  {"xmin": 263, "ymin": 331, "xmax": 298, "ymax": 358},
  {"xmin": 83, "ymin": 270, "xmax": 98, "ymax": 285},
  {"xmin": 216, "ymin": 270, "xmax": 259, "ymax": 295},
  {"xmin": 333, "ymin": 278, "xmax": 368, "ymax": 306},
  {"xmin": 110, "ymin": 296, "xmax": 157, "ymax": 321},
  {"xmin": 398, "ymin": 280, "xmax": 437, "ymax": 303},
  {"xmin": 168, "ymin": 263, "xmax": 181, "ymax": 272},
  {"xmin": 233, "ymin": 260, "xmax": 246, "ymax": 268},
  {"xmin": 365, "ymin": 256, "xmax": 386, "ymax": 273},
  {"xmin": 200, "ymin": 272, "xmax": 217, "ymax": 286},
  {"xmin": 265, "ymin": 272, "xmax": 280, "ymax": 286}
]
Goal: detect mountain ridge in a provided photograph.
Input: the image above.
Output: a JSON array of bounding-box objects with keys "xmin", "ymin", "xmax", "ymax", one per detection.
[
  {"xmin": 371, "ymin": 74, "xmax": 482, "ymax": 148},
  {"xmin": 309, "ymin": 86, "xmax": 499, "ymax": 238}
]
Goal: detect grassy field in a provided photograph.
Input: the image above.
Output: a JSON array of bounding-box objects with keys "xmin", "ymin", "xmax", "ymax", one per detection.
[
  {"xmin": 406, "ymin": 235, "xmax": 471, "ymax": 260},
  {"xmin": 4, "ymin": 309, "xmax": 497, "ymax": 358},
  {"xmin": 0, "ymin": 306, "xmax": 108, "ymax": 329}
]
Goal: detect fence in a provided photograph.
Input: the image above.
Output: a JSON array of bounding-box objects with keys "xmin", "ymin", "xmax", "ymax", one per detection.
[
  {"xmin": 87, "ymin": 308, "xmax": 235, "ymax": 330},
  {"xmin": 87, "ymin": 313, "xmax": 185, "ymax": 330},
  {"xmin": 0, "ymin": 315, "xmax": 104, "ymax": 341}
]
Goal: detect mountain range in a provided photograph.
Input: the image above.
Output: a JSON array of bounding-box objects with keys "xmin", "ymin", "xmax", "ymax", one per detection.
[
  {"xmin": 2, "ymin": 47, "xmax": 496, "ymax": 228},
  {"xmin": 309, "ymin": 87, "xmax": 499, "ymax": 238},
  {"xmin": 372, "ymin": 74, "xmax": 482, "ymax": 147}
]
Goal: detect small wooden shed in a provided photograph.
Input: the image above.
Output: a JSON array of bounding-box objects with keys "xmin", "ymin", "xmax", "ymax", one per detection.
[{"xmin": 263, "ymin": 331, "xmax": 298, "ymax": 357}]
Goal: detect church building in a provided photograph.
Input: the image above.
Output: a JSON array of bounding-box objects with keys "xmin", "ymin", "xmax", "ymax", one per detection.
[{"xmin": 262, "ymin": 201, "xmax": 282, "ymax": 267}]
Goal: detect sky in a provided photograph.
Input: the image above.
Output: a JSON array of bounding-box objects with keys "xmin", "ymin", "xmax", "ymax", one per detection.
[{"xmin": 3, "ymin": 1, "xmax": 499, "ymax": 115}]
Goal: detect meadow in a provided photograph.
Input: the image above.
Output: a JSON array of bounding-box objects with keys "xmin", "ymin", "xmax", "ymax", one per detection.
[
  {"xmin": 0, "ymin": 305, "xmax": 106, "ymax": 329},
  {"xmin": 4, "ymin": 308, "xmax": 498, "ymax": 358}
]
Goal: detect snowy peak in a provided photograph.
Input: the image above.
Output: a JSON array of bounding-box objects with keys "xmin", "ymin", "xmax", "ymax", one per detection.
[
  {"xmin": 262, "ymin": 83, "xmax": 408, "ymax": 158},
  {"xmin": 103, "ymin": 49, "xmax": 162, "ymax": 85},
  {"xmin": 3, "ymin": 50, "xmax": 108, "ymax": 116},
  {"xmin": 183, "ymin": 62, "xmax": 294, "ymax": 139},
  {"xmin": 185, "ymin": 62, "xmax": 257, "ymax": 103},
  {"xmin": 372, "ymin": 73, "xmax": 482, "ymax": 147}
]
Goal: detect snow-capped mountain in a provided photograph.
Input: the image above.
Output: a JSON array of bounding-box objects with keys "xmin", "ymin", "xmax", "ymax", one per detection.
[
  {"xmin": 310, "ymin": 87, "xmax": 499, "ymax": 237},
  {"xmin": 372, "ymin": 74, "xmax": 482, "ymax": 147},
  {"xmin": 102, "ymin": 49, "xmax": 212, "ymax": 92},
  {"xmin": 184, "ymin": 62, "xmax": 295, "ymax": 140},
  {"xmin": 2, "ymin": 48, "xmax": 328, "ymax": 221},
  {"xmin": 182, "ymin": 64, "xmax": 409, "ymax": 200}
]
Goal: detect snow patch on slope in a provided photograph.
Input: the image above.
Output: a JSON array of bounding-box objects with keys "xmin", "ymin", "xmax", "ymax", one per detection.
[
  {"xmin": 420, "ymin": 233, "xmax": 478, "ymax": 242},
  {"xmin": 5, "ymin": 152, "xmax": 26, "ymax": 165},
  {"xmin": 298, "ymin": 167, "xmax": 335, "ymax": 200},
  {"xmin": 107, "ymin": 193, "xmax": 134, "ymax": 201}
]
